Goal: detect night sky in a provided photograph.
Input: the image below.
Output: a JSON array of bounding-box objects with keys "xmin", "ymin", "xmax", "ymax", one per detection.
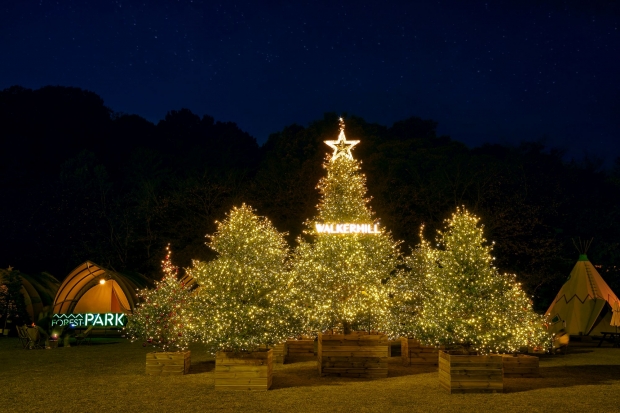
[{"xmin": 2, "ymin": 1, "xmax": 619, "ymax": 163}]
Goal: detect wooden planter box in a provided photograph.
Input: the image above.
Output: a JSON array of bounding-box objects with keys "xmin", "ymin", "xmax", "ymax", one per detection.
[
  {"xmin": 318, "ymin": 331, "xmax": 388, "ymax": 378},
  {"xmin": 285, "ymin": 339, "xmax": 316, "ymax": 363},
  {"xmin": 272, "ymin": 343, "xmax": 286, "ymax": 364},
  {"xmin": 502, "ymin": 354, "xmax": 539, "ymax": 378},
  {"xmin": 401, "ymin": 338, "xmax": 443, "ymax": 366},
  {"xmin": 439, "ymin": 351, "xmax": 503, "ymax": 394},
  {"xmin": 215, "ymin": 349, "xmax": 273, "ymax": 391},
  {"xmin": 146, "ymin": 351, "xmax": 191, "ymax": 375}
]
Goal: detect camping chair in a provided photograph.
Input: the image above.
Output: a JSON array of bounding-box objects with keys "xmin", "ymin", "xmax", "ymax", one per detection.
[
  {"xmin": 16, "ymin": 325, "xmax": 30, "ymax": 349},
  {"xmin": 26, "ymin": 326, "xmax": 43, "ymax": 349},
  {"xmin": 74, "ymin": 326, "xmax": 93, "ymax": 346}
]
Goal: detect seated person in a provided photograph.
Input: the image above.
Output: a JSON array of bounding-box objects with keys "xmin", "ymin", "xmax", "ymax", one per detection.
[{"xmin": 29, "ymin": 322, "xmax": 51, "ymax": 349}]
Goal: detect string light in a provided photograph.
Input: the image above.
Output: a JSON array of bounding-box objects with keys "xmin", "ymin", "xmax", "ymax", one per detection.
[
  {"xmin": 125, "ymin": 244, "xmax": 198, "ymax": 351},
  {"xmin": 323, "ymin": 117, "xmax": 360, "ymax": 162},
  {"xmin": 398, "ymin": 208, "xmax": 551, "ymax": 353},
  {"xmin": 189, "ymin": 204, "xmax": 301, "ymax": 353},
  {"xmin": 128, "ymin": 119, "xmax": 550, "ymax": 356},
  {"xmin": 291, "ymin": 120, "xmax": 401, "ymax": 334}
]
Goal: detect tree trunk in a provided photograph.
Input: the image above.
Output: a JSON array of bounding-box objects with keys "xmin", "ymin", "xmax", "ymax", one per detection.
[{"xmin": 342, "ymin": 320, "xmax": 352, "ymax": 335}]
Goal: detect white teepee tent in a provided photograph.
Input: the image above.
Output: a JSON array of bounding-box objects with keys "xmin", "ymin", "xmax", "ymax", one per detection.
[{"xmin": 546, "ymin": 254, "xmax": 619, "ymax": 336}]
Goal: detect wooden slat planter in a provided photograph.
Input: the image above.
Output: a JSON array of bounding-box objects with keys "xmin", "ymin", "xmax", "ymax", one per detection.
[
  {"xmin": 285, "ymin": 339, "xmax": 316, "ymax": 363},
  {"xmin": 146, "ymin": 351, "xmax": 191, "ymax": 375},
  {"xmin": 215, "ymin": 349, "xmax": 273, "ymax": 391},
  {"xmin": 401, "ymin": 338, "xmax": 443, "ymax": 366},
  {"xmin": 502, "ymin": 354, "xmax": 539, "ymax": 378},
  {"xmin": 318, "ymin": 331, "xmax": 388, "ymax": 378},
  {"xmin": 439, "ymin": 350, "xmax": 503, "ymax": 394},
  {"xmin": 271, "ymin": 343, "xmax": 286, "ymax": 364}
]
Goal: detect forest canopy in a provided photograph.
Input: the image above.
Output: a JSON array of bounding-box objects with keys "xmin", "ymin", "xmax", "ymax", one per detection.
[{"xmin": 1, "ymin": 85, "xmax": 619, "ymax": 311}]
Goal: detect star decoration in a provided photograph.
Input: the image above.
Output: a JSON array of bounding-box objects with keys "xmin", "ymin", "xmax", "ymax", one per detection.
[{"xmin": 324, "ymin": 118, "xmax": 359, "ymax": 161}]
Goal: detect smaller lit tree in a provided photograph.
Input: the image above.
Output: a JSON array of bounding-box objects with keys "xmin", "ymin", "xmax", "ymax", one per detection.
[
  {"xmin": 413, "ymin": 208, "xmax": 550, "ymax": 353},
  {"xmin": 385, "ymin": 232, "xmax": 427, "ymax": 338},
  {"xmin": 126, "ymin": 245, "xmax": 197, "ymax": 351},
  {"xmin": 190, "ymin": 204, "xmax": 301, "ymax": 353}
]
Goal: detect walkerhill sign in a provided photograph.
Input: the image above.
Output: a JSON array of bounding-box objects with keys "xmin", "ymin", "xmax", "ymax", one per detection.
[{"xmin": 315, "ymin": 223, "xmax": 379, "ymax": 234}]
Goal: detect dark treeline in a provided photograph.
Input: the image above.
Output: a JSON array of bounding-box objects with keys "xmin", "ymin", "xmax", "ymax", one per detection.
[{"xmin": 1, "ymin": 85, "xmax": 619, "ymax": 310}]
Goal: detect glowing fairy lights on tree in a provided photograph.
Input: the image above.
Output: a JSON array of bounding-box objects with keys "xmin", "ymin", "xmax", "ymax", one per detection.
[
  {"xmin": 126, "ymin": 244, "xmax": 197, "ymax": 351},
  {"xmin": 411, "ymin": 208, "xmax": 550, "ymax": 353},
  {"xmin": 190, "ymin": 204, "xmax": 301, "ymax": 352},
  {"xmin": 126, "ymin": 120, "xmax": 550, "ymax": 356},
  {"xmin": 291, "ymin": 119, "xmax": 401, "ymax": 335}
]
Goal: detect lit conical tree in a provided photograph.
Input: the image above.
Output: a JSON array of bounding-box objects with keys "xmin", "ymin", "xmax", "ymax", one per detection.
[
  {"xmin": 126, "ymin": 244, "xmax": 197, "ymax": 351},
  {"xmin": 190, "ymin": 204, "xmax": 300, "ymax": 352},
  {"xmin": 387, "ymin": 229, "xmax": 427, "ymax": 338},
  {"xmin": 414, "ymin": 208, "xmax": 550, "ymax": 353},
  {"xmin": 291, "ymin": 119, "xmax": 401, "ymax": 334}
]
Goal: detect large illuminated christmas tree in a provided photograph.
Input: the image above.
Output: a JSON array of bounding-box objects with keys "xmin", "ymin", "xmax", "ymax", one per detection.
[
  {"xmin": 126, "ymin": 245, "xmax": 197, "ymax": 351},
  {"xmin": 291, "ymin": 119, "xmax": 401, "ymax": 334},
  {"xmin": 413, "ymin": 208, "xmax": 550, "ymax": 353},
  {"xmin": 190, "ymin": 204, "xmax": 300, "ymax": 352}
]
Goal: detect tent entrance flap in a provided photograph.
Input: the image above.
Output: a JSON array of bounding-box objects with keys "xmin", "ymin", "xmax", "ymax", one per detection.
[
  {"xmin": 584, "ymin": 299, "xmax": 607, "ymax": 335},
  {"xmin": 74, "ymin": 280, "xmax": 131, "ymax": 314}
]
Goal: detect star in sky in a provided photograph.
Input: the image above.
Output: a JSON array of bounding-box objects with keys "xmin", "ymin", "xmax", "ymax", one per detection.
[{"xmin": 324, "ymin": 118, "xmax": 360, "ymax": 161}]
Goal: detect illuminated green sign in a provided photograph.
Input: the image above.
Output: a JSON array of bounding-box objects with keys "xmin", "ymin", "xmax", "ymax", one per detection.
[{"xmin": 52, "ymin": 313, "xmax": 127, "ymax": 327}]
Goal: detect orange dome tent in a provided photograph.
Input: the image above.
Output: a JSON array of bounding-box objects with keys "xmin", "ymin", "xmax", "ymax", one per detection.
[{"xmin": 52, "ymin": 261, "xmax": 150, "ymax": 328}]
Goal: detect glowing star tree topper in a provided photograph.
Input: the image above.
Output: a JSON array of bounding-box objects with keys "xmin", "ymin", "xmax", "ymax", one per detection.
[{"xmin": 324, "ymin": 117, "xmax": 360, "ymax": 162}]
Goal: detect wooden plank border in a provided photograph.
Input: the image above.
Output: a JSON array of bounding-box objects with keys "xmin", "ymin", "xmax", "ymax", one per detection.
[
  {"xmin": 145, "ymin": 351, "xmax": 191, "ymax": 375},
  {"xmin": 502, "ymin": 354, "xmax": 539, "ymax": 378},
  {"xmin": 438, "ymin": 350, "xmax": 503, "ymax": 394},
  {"xmin": 215, "ymin": 349, "xmax": 273, "ymax": 391},
  {"xmin": 401, "ymin": 337, "xmax": 443, "ymax": 366},
  {"xmin": 318, "ymin": 331, "xmax": 388, "ymax": 378},
  {"xmin": 285, "ymin": 339, "xmax": 316, "ymax": 363}
]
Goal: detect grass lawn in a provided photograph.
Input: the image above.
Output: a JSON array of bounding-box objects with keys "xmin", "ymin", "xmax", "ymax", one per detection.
[{"xmin": 1, "ymin": 337, "xmax": 619, "ymax": 413}]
